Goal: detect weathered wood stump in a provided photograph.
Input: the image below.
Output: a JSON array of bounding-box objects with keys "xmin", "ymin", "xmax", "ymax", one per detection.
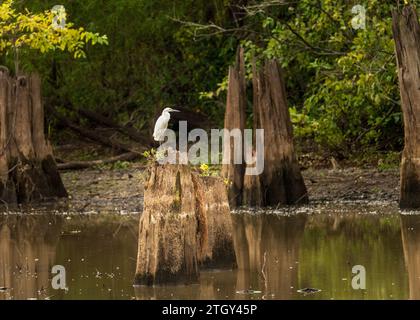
[
  {"xmin": 135, "ymin": 163, "xmax": 236, "ymax": 286},
  {"xmin": 222, "ymin": 47, "xmax": 246, "ymax": 208},
  {"xmin": 392, "ymin": 6, "xmax": 420, "ymax": 209},
  {"xmin": 243, "ymin": 59, "xmax": 308, "ymax": 206},
  {"xmin": 193, "ymin": 175, "xmax": 237, "ymax": 268},
  {"xmin": 0, "ymin": 69, "xmax": 67, "ymax": 205}
]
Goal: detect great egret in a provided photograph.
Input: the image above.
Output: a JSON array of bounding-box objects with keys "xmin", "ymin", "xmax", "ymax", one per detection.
[{"xmin": 153, "ymin": 107, "xmax": 180, "ymax": 142}]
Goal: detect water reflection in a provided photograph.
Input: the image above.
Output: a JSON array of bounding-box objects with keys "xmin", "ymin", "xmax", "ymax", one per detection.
[
  {"xmin": 300, "ymin": 213, "xmax": 407, "ymax": 299},
  {"xmin": 232, "ymin": 214, "xmax": 307, "ymax": 299},
  {"xmin": 0, "ymin": 215, "xmax": 63, "ymax": 300},
  {"xmin": 0, "ymin": 214, "xmax": 138, "ymax": 300},
  {"xmin": 0, "ymin": 205, "xmax": 417, "ymax": 300},
  {"xmin": 401, "ymin": 215, "xmax": 420, "ymax": 300}
]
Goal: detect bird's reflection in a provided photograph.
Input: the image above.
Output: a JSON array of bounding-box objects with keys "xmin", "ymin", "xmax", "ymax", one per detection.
[
  {"xmin": 0, "ymin": 215, "xmax": 63, "ymax": 300},
  {"xmin": 232, "ymin": 213, "xmax": 307, "ymax": 299},
  {"xmin": 400, "ymin": 214, "xmax": 420, "ymax": 300}
]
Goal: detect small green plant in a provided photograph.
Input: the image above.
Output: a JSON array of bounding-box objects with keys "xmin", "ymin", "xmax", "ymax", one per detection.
[
  {"xmin": 142, "ymin": 148, "xmax": 166, "ymax": 164},
  {"xmin": 377, "ymin": 152, "xmax": 401, "ymax": 171},
  {"xmin": 112, "ymin": 161, "xmax": 131, "ymax": 170},
  {"xmin": 199, "ymin": 163, "xmax": 221, "ymax": 177},
  {"xmin": 142, "ymin": 148, "xmax": 156, "ymax": 163},
  {"xmin": 199, "ymin": 163, "xmax": 210, "ymax": 176},
  {"xmin": 223, "ymin": 178, "xmax": 232, "ymax": 186}
]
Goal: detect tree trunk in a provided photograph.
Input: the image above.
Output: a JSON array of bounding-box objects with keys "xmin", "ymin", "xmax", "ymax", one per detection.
[
  {"xmin": 222, "ymin": 47, "xmax": 246, "ymax": 208},
  {"xmin": 0, "ymin": 69, "xmax": 67, "ymax": 205},
  {"xmin": 135, "ymin": 163, "xmax": 236, "ymax": 286},
  {"xmin": 392, "ymin": 6, "xmax": 420, "ymax": 209},
  {"xmin": 243, "ymin": 59, "xmax": 308, "ymax": 206}
]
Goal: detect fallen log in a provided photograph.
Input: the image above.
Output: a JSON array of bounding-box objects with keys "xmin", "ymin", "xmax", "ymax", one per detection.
[
  {"xmin": 56, "ymin": 152, "xmax": 139, "ymax": 170},
  {"xmin": 392, "ymin": 5, "xmax": 420, "ymax": 209},
  {"xmin": 64, "ymin": 103, "xmax": 152, "ymax": 147},
  {"xmin": 135, "ymin": 163, "xmax": 236, "ymax": 285},
  {"xmin": 48, "ymin": 106, "xmax": 145, "ymax": 155}
]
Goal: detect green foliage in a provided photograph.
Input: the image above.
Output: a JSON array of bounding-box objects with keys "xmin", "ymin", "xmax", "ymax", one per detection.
[
  {"xmin": 201, "ymin": 0, "xmax": 408, "ymax": 156},
  {"xmin": 14, "ymin": 0, "xmax": 235, "ymax": 132},
  {"xmin": 0, "ymin": 0, "xmax": 107, "ymax": 62},
  {"xmin": 111, "ymin": 160, "xmax": 131, "ymax": 170},
  {"xmin": 247, "ymin": 0, "xmax": 404, "ymax": 155},
  {"xmin": 377, "ymin": 152, "xmax": 401, "ymax": 171},
  {"xmin": 0, "ymin": 0, "xmax": 414, "ymax": 158}
]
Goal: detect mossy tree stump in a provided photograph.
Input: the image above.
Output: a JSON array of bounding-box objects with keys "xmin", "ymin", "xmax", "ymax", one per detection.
[
  {"xmin": 0, "ymin": 69, "xmax": 67, "ymax": 205},
  {"xmin": 135, "ymin": 163, "xmax": 236, "ymax": 286},
  {"xmin": 392, "ymin": 6, "xmax": 420, "ymax": 209}
]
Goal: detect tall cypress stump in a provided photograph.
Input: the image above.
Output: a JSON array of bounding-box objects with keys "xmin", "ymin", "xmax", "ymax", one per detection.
[
  {"xmin": 135, "ymin": 163, "xmax": 236, "ymax": 286},
  {"xmin": 392, "ymin": 6, "xmax": 420, "ymax": 209},
  {"xmin": 0, "ymin": 69, "xmax": 67, "ymax": 205},
  {"xmin": 222, "ymin": 47, "xmax": 246, "ymax": 208},
  {"xmin": 243, "ymin": 59, "xmax": 308, "ymax": 206}
]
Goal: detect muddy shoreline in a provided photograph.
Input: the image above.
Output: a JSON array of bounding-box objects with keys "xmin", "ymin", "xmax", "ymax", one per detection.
[{"xmin": 52, "ymin": 166, "xmax": 401, "ymax": 214}]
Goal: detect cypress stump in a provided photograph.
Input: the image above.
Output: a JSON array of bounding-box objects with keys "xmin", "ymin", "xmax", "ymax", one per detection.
[
  {"xmin": 135, "ymin": 163, "xmax": 236, "ymax": 286},
  {"xmin": 0, "ymin": 69, "xmax": 67, "ymax": 204},
  {"xmin": 242, "ymin": 59, "xmax": 308, "ymax": 206},
  {"xmin": 193, "ymin": 175, "xmax": 236, "ymax": 268},
  {"xmin": 392, "ymin": 6, "xmax": 420, "ymax": 209},
  {"xmin": 222, "ymin": 47, "xmax": 246, "ymax": 208}
]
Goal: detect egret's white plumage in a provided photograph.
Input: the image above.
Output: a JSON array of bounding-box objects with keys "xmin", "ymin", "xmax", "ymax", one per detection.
[{"xmin": 153, "ymin": 107, "xmax": 180, "ymax": 142}]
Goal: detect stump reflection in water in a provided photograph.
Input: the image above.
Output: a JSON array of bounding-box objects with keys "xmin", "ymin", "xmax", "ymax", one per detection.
[
  {"xmin": 401, "ymin": 215, "xmax": 420, "ymax": 300},
  {"xmin": 134, "ymin": 213, "xmax": 307, "ymax": 299},
  {"xmin": 232, "ymin": 214, "xmax": 307, "ymax": 299},
  {"xmin": 0, "ymin": 215, "xmax": 63, "ymax": 300}
]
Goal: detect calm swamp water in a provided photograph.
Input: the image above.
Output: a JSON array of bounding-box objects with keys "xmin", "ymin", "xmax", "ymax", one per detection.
[{"xmin": 0, "ymin": 202, "xmax": 419, "ymax": 300}]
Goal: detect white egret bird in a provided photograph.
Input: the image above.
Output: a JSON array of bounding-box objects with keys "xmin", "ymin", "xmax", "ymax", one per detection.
[{"xmin": 153, "ymin": 107, "xmax": 180, "ymax": 142}]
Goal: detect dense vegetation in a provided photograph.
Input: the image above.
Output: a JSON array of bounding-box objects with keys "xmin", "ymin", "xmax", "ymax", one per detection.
[{"xmin": 1, "ymin": 0, "xmax": 418, "ymax": 159}]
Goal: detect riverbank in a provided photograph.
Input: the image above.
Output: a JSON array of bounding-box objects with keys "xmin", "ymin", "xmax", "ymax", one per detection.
[{"xmin": 57, "ymin": 165, "xmax": 400, "ymax": 215}]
